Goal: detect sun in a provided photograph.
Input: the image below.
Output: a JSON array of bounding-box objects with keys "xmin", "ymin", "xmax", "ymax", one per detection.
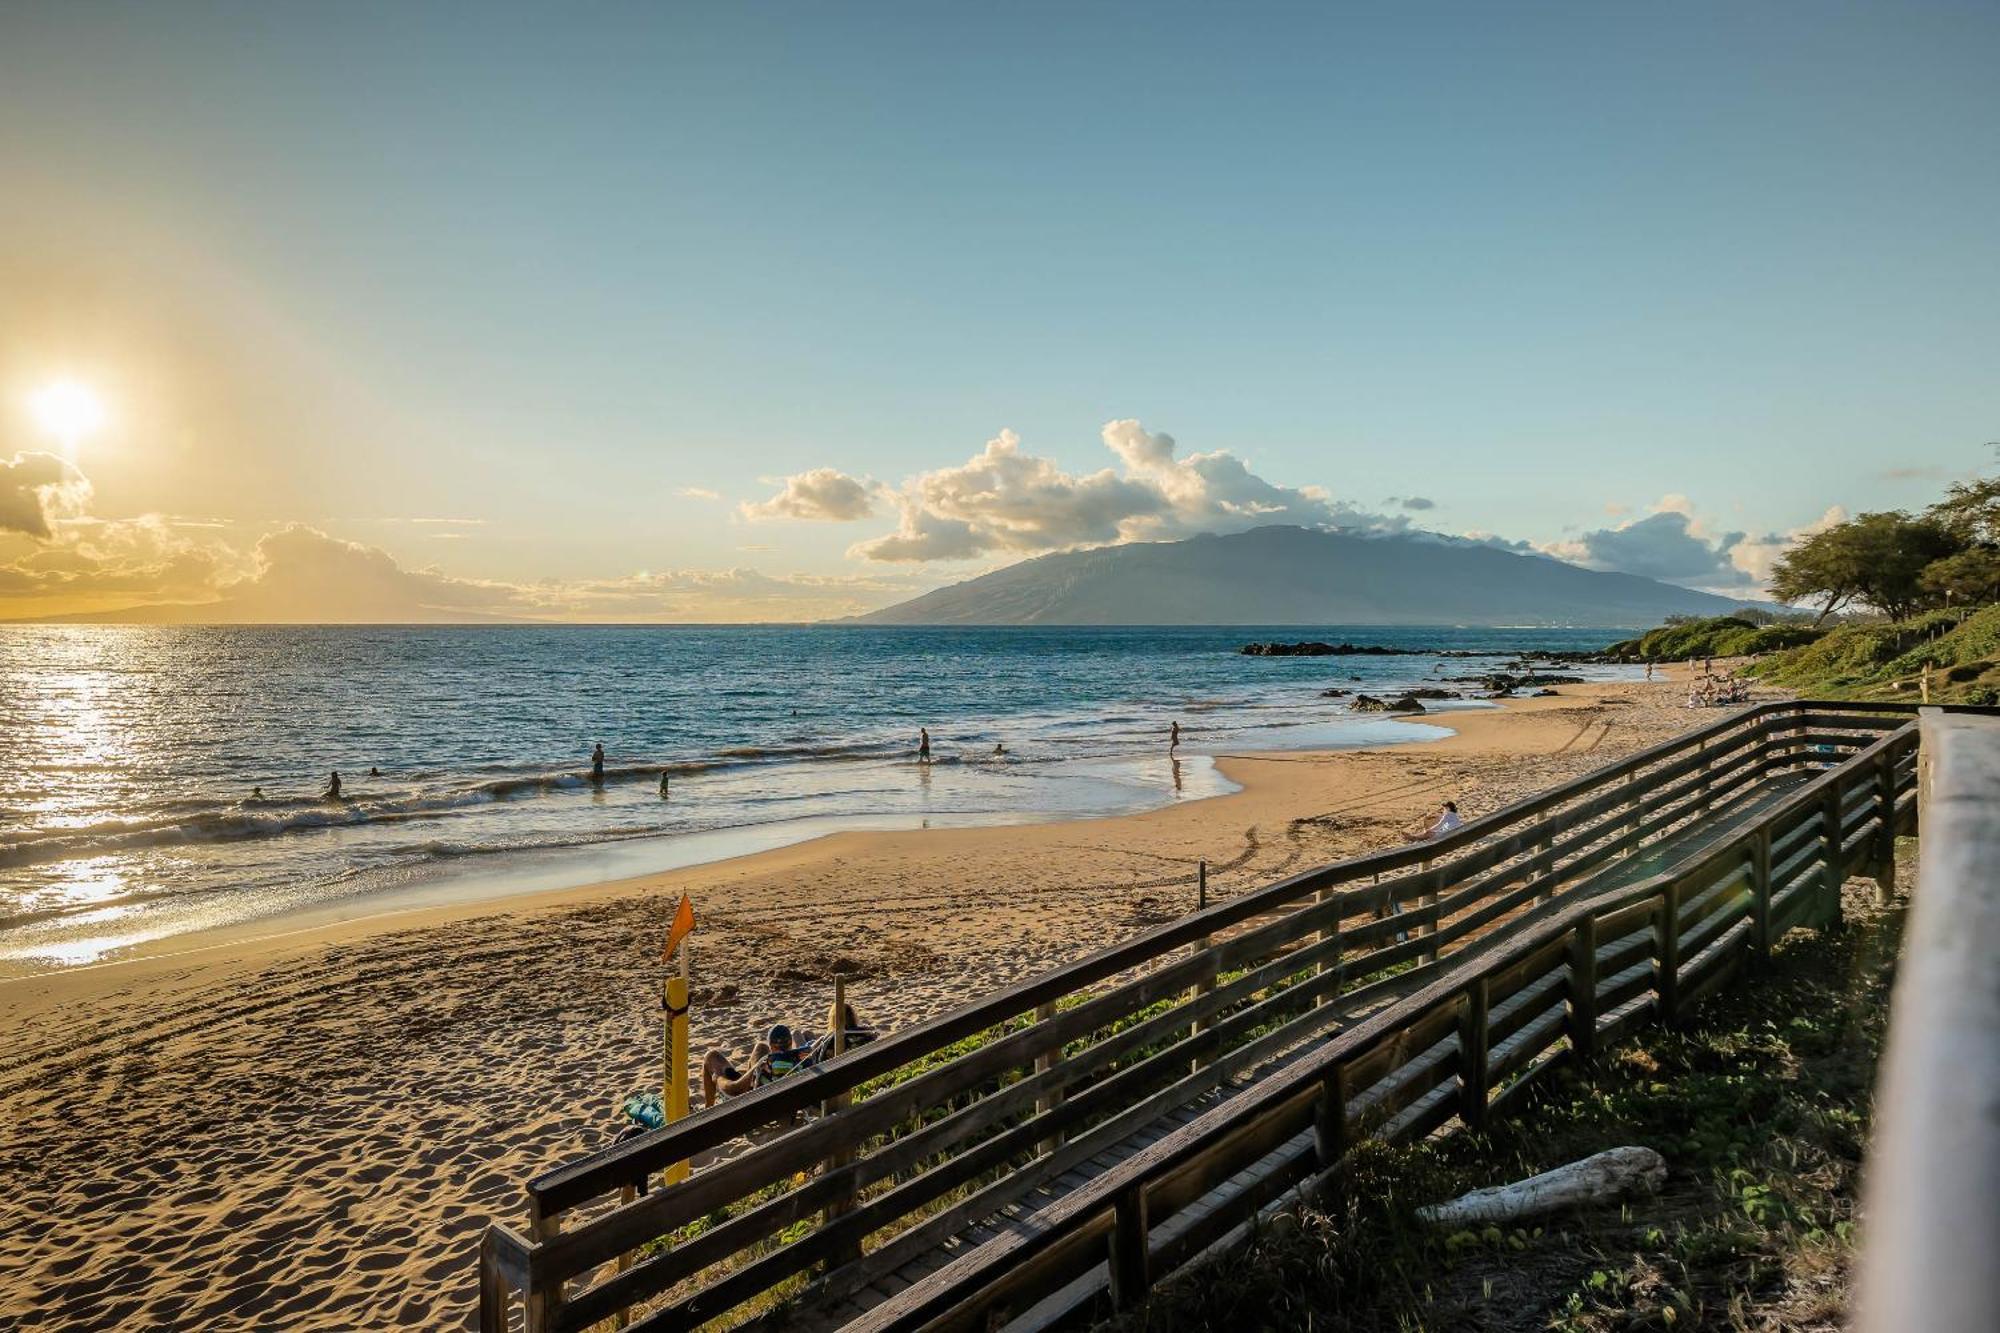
[{"xmin": 29, "ymin": 379, "xmax": 110, "ymax": 448}]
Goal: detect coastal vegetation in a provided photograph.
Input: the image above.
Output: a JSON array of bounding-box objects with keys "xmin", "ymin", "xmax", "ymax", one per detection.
[
  {"xmin": 1107, "ymin": 874, "xmax": 1904, "ymax": 1333},
  {"xmin": 1619, "ymin": 473, "xmax": 2000, "ymax": 703}
]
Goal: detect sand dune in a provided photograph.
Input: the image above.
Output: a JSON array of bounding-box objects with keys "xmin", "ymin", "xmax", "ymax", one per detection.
[{"xmin": 0, "ymin": 671, "xmax": 1733, "ymax": 1330}]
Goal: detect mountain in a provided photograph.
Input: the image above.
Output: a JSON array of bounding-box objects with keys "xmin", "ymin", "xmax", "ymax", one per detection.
[{"xmin": 849, "ymin": 527, "xmax": 1757, "ymax": 626}]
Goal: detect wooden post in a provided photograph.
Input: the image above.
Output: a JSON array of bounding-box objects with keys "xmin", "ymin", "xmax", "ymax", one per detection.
[
  {"xmin": 1656, "ymin": 877, "xmax": 1682, "ymax": 1027},
  {"xmin": 1460, "ymin": 978, "xmax": 1490, "ymax": 1130},
  {"xmin": 821, "ymin": 976, "xmax": 861, "ymax": 1269},
  {"xmin": 1568, "ymin": 913, "xmax": 1599, "ymax": 1065},
  {"xmin": 1034, "ymin": 1000, "xmax": 1064, "ymax": 1155},
  {"xmin": 1108, "ymin": 1182, "xmax": 1151, "ymax": 1311},
  {"xmin": 1314, "ymin": 1065, "xmax": 1351, "ymax": 1167},
  {"xmin": 1751, "ymin": 827, "xmax": 1774, "ymax": 961},
  {"xmin": 1192, "ymin": 861, "xmax": 1215, "ymax": 1073},
  {"xmin": 1419, "ymin": 860, "xmax": 1438, "ymax": 966},
  {"xmin": 1821, "ymin": 784, "xmax": 1845, "ymax": 932},
  {"xmin": 1535, "ymin": 822, "xmax": 1555, "ymax": 905},
  {"xmin": 1316, "ymin": 894, "xmax": 1342, "ymax": 1010},
  {"xmin": 612, "ymin": 1182, "xmax": 637, "ymax": 1330},
  {"xmin": 477, "ymin": 1231, "xmax": 510, "ymax": 1333},
  {"xmin": 524, "ymin": 1201, "xmax": 561, "ymax": 1333},
  {"xmin": 1874, "ymin": 750, "xmax": 1898, "ymax": 903}
]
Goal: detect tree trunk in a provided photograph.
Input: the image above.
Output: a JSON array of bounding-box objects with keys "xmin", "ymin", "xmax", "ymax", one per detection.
[{"xmin": 1417, "ymin": 1146, "xmax": 1667, "ymax": 1227}]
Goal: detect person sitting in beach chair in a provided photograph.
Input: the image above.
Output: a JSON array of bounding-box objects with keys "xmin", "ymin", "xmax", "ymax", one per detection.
[
  {"xmin": 803, "ymin": 1000, "xmax": 877, "ymax": 1068},
  {"xmin": 701, "ymin": 1023, "xmax": 812, "ymax": 1107}
]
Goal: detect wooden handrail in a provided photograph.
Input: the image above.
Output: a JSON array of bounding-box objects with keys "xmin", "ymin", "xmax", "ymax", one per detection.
[
  {"xmin": 1855, "ymin": 709, "xmax": 2000, "ymax": 1333},
  {"xmin": 478, "ymin": 702, "xmax": 1929, "ymax": 1332}
]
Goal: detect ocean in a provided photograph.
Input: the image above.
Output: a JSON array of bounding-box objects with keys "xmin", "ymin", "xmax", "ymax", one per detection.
[{"xmin": 0, "ymin": 624, "xmax": 1640, "ymax": 972}]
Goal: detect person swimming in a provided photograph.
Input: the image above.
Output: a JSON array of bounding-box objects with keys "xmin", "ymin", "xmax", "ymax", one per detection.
[
  {"xmin": 323, "ymin": 771, "xmax": 342, "ymax": 800},
  {"xmin": 369, "ymin": 766, "xmax": 380, "ymax": 777},
  {"xmin": 591, "ymin": 743, "xmax": 606, "ymax": 784},
  {"xmin": 250, "ymin": 786, "xmax": 264, "ymax": 801}
]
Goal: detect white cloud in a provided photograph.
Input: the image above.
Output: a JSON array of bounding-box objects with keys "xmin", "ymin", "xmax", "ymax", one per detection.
[
  {"xmin": 0, "ymin": 452, "xmax": 89, "ymax": 539},
  {"xmin": 1543, "ymin": 493, "xmax": 1850, "ymax": 595},
  {"xmin": 848, "ymin": 421, "xmax": 1393, "ymax": 563},
  {"xmin": 675, "ymin": 487, "xmax": 722, "ymax": 501},
  {"xmin": 739, "ymin": 469, "xmax": 877, "ymax": 522},
  {"xmin": 1727, "ymin": 505, "xmax": 1849, "ymax": 587}
]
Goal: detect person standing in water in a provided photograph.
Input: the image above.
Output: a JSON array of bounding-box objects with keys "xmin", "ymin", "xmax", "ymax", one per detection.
[
  {"xmin": 659, "ymin": 770, "xmax": 671, "ymax": 797},
  {"xmin": 1169, "ymin": 720, "xmax": 1181, "ymax": 752},
  {"xmin": 323, "ymin": 771, "xmax": 342, "ymax": 800},
  {"xmin": 918, "ymin": 727, "xmax": 931, "ymax": 762},
  {"xmin": 591, "ymin": 743, "xmax": 606, "ymax": 784}
]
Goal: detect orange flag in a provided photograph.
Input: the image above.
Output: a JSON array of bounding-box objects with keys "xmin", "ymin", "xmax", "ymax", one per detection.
[{"xmin": 663, "ymin": 892, "xmax": 696, "ymax": 964}]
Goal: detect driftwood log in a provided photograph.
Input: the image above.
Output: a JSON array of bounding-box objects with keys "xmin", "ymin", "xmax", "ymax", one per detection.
[{"xmin": 1417, "ymin": 1146, "xmax": 1667, "ymax": 1226}]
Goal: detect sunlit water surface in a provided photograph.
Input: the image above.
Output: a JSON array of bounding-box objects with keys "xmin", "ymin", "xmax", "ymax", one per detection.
[{"xmin": 0, "ymin": 625, "xmax": 1640, "ymax": 972}]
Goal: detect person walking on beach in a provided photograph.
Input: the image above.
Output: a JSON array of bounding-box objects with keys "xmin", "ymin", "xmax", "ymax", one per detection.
[
  {"xmin": 323, "ymin": 771, "xmax": 342, "ymax": 801},
  {"xmin": 1170, "ymin": 720, "xmax": 1181, "ymax": 752},
  {"xmin": 591, "ymin": 743, "xmax": 606, "ymax": 785},
  {"xmin": 918, "ymin": 727, "xmax": 932, "ymax": 762}
]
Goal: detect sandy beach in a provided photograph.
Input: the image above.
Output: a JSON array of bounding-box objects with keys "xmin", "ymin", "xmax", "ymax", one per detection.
[{"xmin": 0, "ymin": 670, "xmax": 1732, "ymax": 1331}]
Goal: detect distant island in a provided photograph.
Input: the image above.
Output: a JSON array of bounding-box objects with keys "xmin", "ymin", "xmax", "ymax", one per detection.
[{"xmin": 850, "ymin": 526, "xmax": 1757, "ymax": 627}]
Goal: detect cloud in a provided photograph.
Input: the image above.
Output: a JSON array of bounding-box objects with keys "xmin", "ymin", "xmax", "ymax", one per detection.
[
  {"xmin": 848, "ymin": 421, "xmax": 1390, "ymax": 563},
  {"xmin": 0, "ymin": 453, "xmax": 89, "ymax": 539},
  {"xmin": 1542, "ymin": 492, "xmax": 1851, "ymax": 594},
  {"xmin": 1399, "ymin": 496, "xmax": 1436, "ymax": 511},
  {"xmin": 1544, "ymin": 500, "xmax": 1748, "ymax": 589},
  {"xmin": 1726, "ymin": 505, "xmax": 1849, "ymax": 587},
  {"xmin": 675, "ymin": 487, "xmax": 722, "ymax": 501},
  {"xmin": 407, "ymin": 516, "xmax": 488, "ymax": 526},
  {"xmin": 739, "ymin": 469, "xmax": 877, "ymax": 522}
]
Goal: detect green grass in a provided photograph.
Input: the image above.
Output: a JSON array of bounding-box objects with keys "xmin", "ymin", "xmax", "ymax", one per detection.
[
  {"xmin": 1747, "ymin": 607, "xmax": 2000, "ymax": 703},
  {"xmin": 1608, "ymin": 618, "xmax": 1824, "ymax": 663},
  {"xmin": 1103, "ymin": 865, "xmax": 1908, "ymax": 1333}
]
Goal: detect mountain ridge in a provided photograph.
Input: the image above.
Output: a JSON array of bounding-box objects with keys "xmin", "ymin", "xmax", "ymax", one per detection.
[{"xmin": 849, "ymin": 526, "xmax": 1758, "ymax": 626}]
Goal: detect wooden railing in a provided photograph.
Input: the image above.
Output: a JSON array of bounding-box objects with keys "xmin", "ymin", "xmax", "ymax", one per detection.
[
  {"xmin": 477, "ymin": 701, "xmax": 1921, "ymax": 1333},
  {"xmin": 1855, "ymin": 708, "xmax": 1999, "ymax": 1333}
]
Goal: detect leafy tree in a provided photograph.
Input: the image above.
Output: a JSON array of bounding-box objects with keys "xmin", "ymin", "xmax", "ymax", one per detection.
[
  {"xmin": 1927, "ymin": 472, "xmax": 2000, "ymax": 545},
  {"xmin": 1920, "ymin": 547, "xmax": 2000, "ymax": 607},
  {"xmin": 1770, "ymin": 511, "xmax": 1960, "ymax": 625}
]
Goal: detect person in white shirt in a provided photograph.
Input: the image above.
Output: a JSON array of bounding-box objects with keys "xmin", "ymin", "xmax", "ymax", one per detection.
[{"xmin": 1421, "ymin": 801, "xmax": 1463, "ymax": 841}]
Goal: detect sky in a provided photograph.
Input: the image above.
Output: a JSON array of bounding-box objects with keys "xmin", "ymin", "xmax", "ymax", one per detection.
[{"xmin": 0, "ymin": 1, "xmax": 1995, "ymax": 621}]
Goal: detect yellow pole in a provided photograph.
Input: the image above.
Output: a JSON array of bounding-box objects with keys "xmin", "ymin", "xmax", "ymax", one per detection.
[{"xmin": 664, "ymin": 944, "xmax": 691, "ymax": 1185}]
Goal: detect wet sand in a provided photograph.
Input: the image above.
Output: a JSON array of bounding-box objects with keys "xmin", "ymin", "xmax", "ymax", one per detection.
[{"xmin": 0, "ymin": 669, "xmax": 1735, "ymax": 1330}]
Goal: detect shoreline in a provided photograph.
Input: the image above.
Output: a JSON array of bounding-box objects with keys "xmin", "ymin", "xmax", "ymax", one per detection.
[
  {"xmin": 0, "ymin": 703, "xmax": 1499, "ymax": 1007},
  {"xmin": 1, "ymin": 669, "xmax": 1726, "ymax": 1332}
]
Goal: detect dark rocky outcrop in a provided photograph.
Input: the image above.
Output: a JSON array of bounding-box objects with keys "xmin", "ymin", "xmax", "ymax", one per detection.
[{"xmin": 1350, "ymin": 694, "xmax": 1428, "ymax": 714}]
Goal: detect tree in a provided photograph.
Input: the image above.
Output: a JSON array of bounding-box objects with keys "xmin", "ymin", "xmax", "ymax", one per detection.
[
  {"xmin": 1770, "ymin": 511, "xmax": 1961, "ymax": 625},
  {"xmin": 1927, "ymin": 473, "xmax": 2000, "ymax": 545},
  {"xmin": 1920, "ymin": 547, "xmax": 2000, "ymax": 607}
]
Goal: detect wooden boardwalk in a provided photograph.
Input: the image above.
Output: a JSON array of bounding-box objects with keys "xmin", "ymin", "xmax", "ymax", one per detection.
[
  {"xmin": 798, "ymin": 769, "xmax": 1824, "ymax": 1328},
  {"xmin": 478, "ymin": 702, "xmax": 1927, "ymax": 1333}
]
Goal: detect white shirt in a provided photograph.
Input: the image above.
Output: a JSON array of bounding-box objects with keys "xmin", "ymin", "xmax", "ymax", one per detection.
[{"xmin": 1425, "ymin": 809, "xmax": 1464, "ymax": 840}]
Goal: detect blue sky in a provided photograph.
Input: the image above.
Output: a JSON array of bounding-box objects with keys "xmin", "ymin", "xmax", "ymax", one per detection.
[{"xmin": 0, "ymin": 2, "xmax": 1995, "ymax": 618}]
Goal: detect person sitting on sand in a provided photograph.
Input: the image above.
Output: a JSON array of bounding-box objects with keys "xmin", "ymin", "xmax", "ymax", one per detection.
[
  {"xmin": 323, "ymin": 770, "xmax": 342, "ymax": 800},
  {"xmin": 591, "ymin": 742, "xmax": 606, "ymax": 784},
  {"xmin": 1417, "ymin": 800, "xmax": 1463, "ymax": 841},
  {"xmin": 701, "ymin": 1023, "xmax": 812, "ymax": 1107}
]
